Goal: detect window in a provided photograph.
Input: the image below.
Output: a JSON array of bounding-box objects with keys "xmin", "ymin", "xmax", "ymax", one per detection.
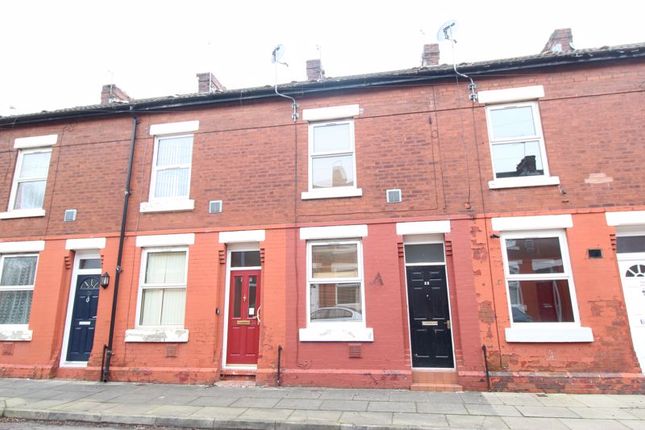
[
  {"xmin": 0, "ymin": 254, "xmax": 37, "ymax": 325},
  {"xmin": 141, "ymin": 120, "xmax": 198, "ymax": 213},
  {"xmin": 8, "ymin": 148, "xmax": 52, "ymax": 212},
  {"xmin": 502, "ymin": 232, "xmax": 578, "ymax": 324},
  {"xmin": 150, "ymin": 135, "xmax": 193, "ymax": 200},
  {"xmin": 137, "ymin": 249, "xmax": 187, "ymax": 327},
  {"xmin": 301, "ymin": 105, "xmax": 362, "ymax": 200},
  {"xmin": 307, "ymin": 240, "xmax": 364, "ymax": 323},
  {"xmin": 484, "ymin": 98, "xmax": 559, "ymax": 189}
]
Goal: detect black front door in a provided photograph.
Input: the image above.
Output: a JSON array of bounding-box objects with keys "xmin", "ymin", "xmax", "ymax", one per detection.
[
  {"xmin": 66, "ymin": 274, "xmax": 100, "ymax": 362},
  {"xmin": 406, "ymin": 265, "xmax": 454, "ymax": 368}
]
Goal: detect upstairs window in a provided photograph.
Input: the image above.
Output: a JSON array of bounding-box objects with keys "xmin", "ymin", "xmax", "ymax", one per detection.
[
  {"xmin": 8, "ymin": 148, "xmax": 51, "ymax": 211},
  {"xmin": 301, "ymin": 104, "xmax": 362, "ymax": 200},
  {"xmin": 150, "ymin": 135, "xmax": 193, "ymax": 200}
]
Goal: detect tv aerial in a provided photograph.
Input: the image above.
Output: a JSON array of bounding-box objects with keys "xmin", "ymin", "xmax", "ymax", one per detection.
[
  {"xmin": 271, "ymin": 44, "xmax": 298, "ymax": 121},
  {"xmin": 272, "ymin": 44, "xmax": 287, "ymax": 66},
  {"xmin": 436, "ymin": 20, "xmax": 458, "ymax": 43}
]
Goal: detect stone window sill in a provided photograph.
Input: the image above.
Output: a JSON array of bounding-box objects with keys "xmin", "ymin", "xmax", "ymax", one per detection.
[
  {"xmin": 301, "ymin": 188, "xmax": 363, "ymax": 200},
  {"xmin": 124, "ymin": 328, "xmax": 189, "ymax": 343},
  {"xmin": 299, "ymin": 325, "xmax": 373, "ymax": 342},
  {"xmin": 505, "ymin": 325, "xmax": 593, "ymax": 343},
  {"xmin": 488, "ymin": 176, "xmax": 560, "ymax": 190},
  {"xmin": 139, "ymin": 199, "xmax": 194, "ymax": 213},
  {"xmin": 0, "ymin": 209, "xmax": 46, "ymax": 220},
  {"xmin": 0, "ymin": 326, "xmax": 32, "ymax": 341}
]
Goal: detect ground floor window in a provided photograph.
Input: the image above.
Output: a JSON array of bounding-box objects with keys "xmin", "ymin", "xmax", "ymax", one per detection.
[
  {"xmin": 307, "ymin": 240, "xmax": 364, "ymax": 323},
  {"xmin": 138, "ymin": 248, "xmax": 187, "ymax": 326},
  {"xmin": 501, "ymin": 231, "xmax": 578, "ymax": 324},
  {"xmin": 0, "ymin": 254, "xmax": 37, "ymax": 325}
]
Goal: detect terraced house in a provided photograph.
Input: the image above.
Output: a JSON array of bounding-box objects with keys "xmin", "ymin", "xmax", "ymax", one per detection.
[{"xmin": 0, "ymin": 29, "xmax": 643, "ymax": 393}]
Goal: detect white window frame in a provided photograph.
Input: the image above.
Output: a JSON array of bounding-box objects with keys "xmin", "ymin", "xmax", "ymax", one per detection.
[
  {"xmin": 1, "ymin": 148, "xmax": 52, "ymax": 219},
  {"xmin": 500, "ymin": 229, "xmax": 592, "ymax": 342},
  {"xmin": 125, "ymin": 247, "xmax": 189, "ymax": 343},
  {"xmin": 485, "ymin": 101, "xmax": 559, "ymax": 189},
  {"xmin": 140, "ymin": 133, "xmax": 195, "ymax": 213},
  {"xmin": 0, "ymin": 253, "xmax": 38, "ymax": 341},
  {"xmin": 300, "ymin": 239, "xmax": 373, "ymax": 342},
  {"xmin": 301, "ymin": 119, "xmax": 363, "ymax": 200}
]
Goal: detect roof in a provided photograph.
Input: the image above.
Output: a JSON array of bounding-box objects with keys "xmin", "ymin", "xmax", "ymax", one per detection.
[{"xmin": 1, "ymin": 42, "xmax": 643, "ymax": 127}]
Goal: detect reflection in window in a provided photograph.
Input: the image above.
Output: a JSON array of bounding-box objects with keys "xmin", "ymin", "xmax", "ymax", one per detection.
[{"xmin": 309, "ymin": 121, "xmax": 356, "ymax": 190}]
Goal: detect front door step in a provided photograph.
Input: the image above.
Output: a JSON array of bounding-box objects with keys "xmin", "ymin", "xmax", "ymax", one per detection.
[
  {"xmin": 219, "ymin": 368, "xmax": 256, "ymax": 386},
  {"xmin": 411, "ymin": 370, "xmax": 463, "ymax": 391}
]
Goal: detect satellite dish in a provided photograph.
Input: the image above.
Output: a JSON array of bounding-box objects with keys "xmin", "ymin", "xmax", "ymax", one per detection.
[
  {"xmin": 436, "ymin": 20, "xmax": 458, "ymax": 43},
  {"xmin": 272, "ymin": 44, "xmax": 286, "ymax": 64}
]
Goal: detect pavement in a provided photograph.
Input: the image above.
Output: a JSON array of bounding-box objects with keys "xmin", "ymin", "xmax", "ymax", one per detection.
[{"xmin": 0, "ymin": 378, "xmax": 644, "ymax": 430}]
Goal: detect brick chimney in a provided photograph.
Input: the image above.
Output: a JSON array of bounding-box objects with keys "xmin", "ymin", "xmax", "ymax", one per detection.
[
  {"xmin": 306, "ymin": 59, "xmax": 325, "ymax": 81},
  {"xmin": 100, "ymin": 84, "xmax": 131, "ymax": 105},
  {"xmin": 541, "ymin": 28, "xmax": 574, "ymax": 54},
  {"xmin": 196, "ymin": 72, "xmax": 225, "ymax": 93},
  {"xmin": 421, "ymin": 43, "xmax": 440, "ymax": 67}
]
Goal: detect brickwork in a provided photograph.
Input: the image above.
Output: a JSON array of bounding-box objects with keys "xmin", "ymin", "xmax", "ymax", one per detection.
[{"xmin": 0, "ymin": 58, "xmax": 643, "ymax": 392}]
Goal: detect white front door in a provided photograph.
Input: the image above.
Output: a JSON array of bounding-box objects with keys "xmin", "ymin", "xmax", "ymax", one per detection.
[{"xmin": 618, "ymin": 256, "xmax": 645, "ymax": 373}]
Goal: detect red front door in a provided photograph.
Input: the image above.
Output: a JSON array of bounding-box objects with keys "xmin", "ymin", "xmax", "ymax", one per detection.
[{"xmin": 226, "ymin": 270, "xmax": 261, "ymax": 365}]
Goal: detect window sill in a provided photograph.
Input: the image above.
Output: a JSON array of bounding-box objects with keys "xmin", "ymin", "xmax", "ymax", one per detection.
[
  {"xmin": 488, "ymin": 176, "xmax": 560, "ymax": 190},
  {"xmin": 124, "ymin": 328, "xmax": 189, "ymax": 343},
  {"xmin": 0, "ymin": 208, "xmax": 46, "ymax": 220},
  {"xmin": 139, "ymin": 199, "xmax": 194, "ymax": 213},
  {"xmin": 301, "ymin": 188, "xmax": 363, "ymax": 200},
  {"xmin": 505, "ymin": 325, "xmax": 593, "ymax": 343},
  {"xmin": 299, "ymin": 325, "xmax": 374, "ymax": 342},
  {"xmin": 0, "ymin": 326, "xmax": 32, "ymax": 341}
]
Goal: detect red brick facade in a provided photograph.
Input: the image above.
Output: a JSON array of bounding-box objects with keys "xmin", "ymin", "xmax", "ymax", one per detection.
[{"xmin": 0, "ymin": 46, "xmax": 644, "ymax": 393}]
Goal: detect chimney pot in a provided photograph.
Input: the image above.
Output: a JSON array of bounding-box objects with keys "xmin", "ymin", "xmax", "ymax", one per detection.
[
  {"xmin": 542, "ymin": 28, "xmax": 574, "ymax": 54},
  {"xmin": 100, "ymin": 84, "xmax": 131, "ymax": 105},
  {"xmin": 422, "ymin": 43, "xmax": 440, "ymax": 67},
  {"xmin": 306, "ymin": 59, "xmax": 325, "ymax": 81},
  {"xmin": 196, "ymin": 72, "xmax": 225, "ymax": 94}
]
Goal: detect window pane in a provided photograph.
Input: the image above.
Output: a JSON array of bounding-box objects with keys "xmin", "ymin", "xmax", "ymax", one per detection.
[
  {"xmin": 14, "ymin": 180, "xmax": 46, "ymax": 209},
  {"xmin": 19, "ymin": 151, "xmax": 51, "ymax": 178},
  {"xmin": 79, "ymin": 259, "xmax": 101, "ymax": 270},
  {"xmin": 617, "ymin": 236, "xmax": 645, "ymax": 253},
  {"xmin": 140, "ymin": 289, "xmax": 162, "ymax": 325},
  {"xmin": 156, "ymin": 136, "xmax": 192, "ymax": 166},
  {"xmin": 160, "ymin": 288, "xmax": 186, "ymax": 325},
  {"xmin": 313, "ymin": 123, "xmax": 351, "ymax": 153},
  {"xmin": 248, "ymin": 275, "xmax": 257, "ymax": 313},
  {"xmin": 312, "ymin": 243, "xmax": 358, "ymax": 278},
  {"xmin": 233, "ymin": 276, "xmax": 242, "ymax": 318},
  {"xmin": 492, "ymin": 141, "xmax": 544, "ymax": 178},
  {"xmin": 490, "ymin": 106, "xmax": 536, "ymax": 139},
  {"xmin": 404, "ymin": 244, "xmax": 444, "ymax": 264},
  {"xmin": 231, "ymin": 251, "xmax": 261, "ymax": 267},
  {"xmin": 154, "ymin": 168, "xmax": 189, "ymax": 198},
  {"xmin": 509, "ymin": 280, "xmax": 574, "ymax": 323},
  {"xmin": 0, "ymin": 290, "xmax": 33, "ymax": 324},
  {"xmin": 310, "ymin": 282, "xmax": 362, "ymax": 321},
  {"xmin": 145, "ymin": 252, "xmax": 186, "ymax": 284},
  {"xmin": 505, "ymin": 237, "xmax": 564, "ymax": 274},
  {"xmin": 1, "ymin": 256, "xmax": 37, "ymax": 286},
  {"xmin": 312, "ymin": 155, "xmax": 354, "ymax": 188}
]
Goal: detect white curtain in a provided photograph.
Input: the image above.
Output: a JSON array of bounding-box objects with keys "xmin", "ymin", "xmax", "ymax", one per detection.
[{"xmin": 145, "ymin": 252, "xmax": 186, "ymax": 284}]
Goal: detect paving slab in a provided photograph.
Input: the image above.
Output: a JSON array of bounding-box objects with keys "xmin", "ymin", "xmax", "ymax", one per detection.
[
  {"xmin": 465, "ymin": 403, "xmax": 522, "ymax": 417},
  {"xmin": 446, "ymin": 414, "xmax": 510, "ymax": 429},
  {"xmin": 274, "ymin": 398, "xmax": 324, "ymax": 410},
  {"xmin": 368, "ymin": 400, "xmax": 416, "ymax": 413},
  {"xmin": 238, "ymin": 407, "xmax": 294, "ymax": 421},
  {"xmin": 460, "ymin": 392, "xmax": 504, "ymax": 405},
  {"xmin": 534, "ymin": 393, "xmax": 587, "ymax": 408},
  {"xmin": 189, "ymin": 405, "xmax": 247, "ymax": 419},
  {"xmin": 494, "ymin": 393, "xmax": 543, "ymax": 406},
  {"xmin": 339, "ymin": 411, "xmax": 393, "ymax": 426},
  {"xmin": 560, "ymin": 418, "xmax": 631, "ymax": 430},
  {"xmin": 319, "ymin": 399, "xmax": 369, "ymax": 412},
  {"xmin": 285, "ymin": 409, "xmax": 343, "ymax": 423},
  {"xmin": 516, "ymin": 405, "xmax": 580, "ymax": 418},
  {"xmin": 392, "ymin": 412, "xmax": 449, "ymax": 427},
  {"xmin": 567, "ymin": 407, "xmax": 638, "ymax": 420},
  {"xmin": 502, "ymin": 416, "xmax": 570, "ymax": 430},
  {"xmin": 318, "ymin": 389, "xmax": 358, "ymax": 400},
  {"xmin": 230, "ymin": 397, "xmax": 280, "ymax": 408},
  {"xmin": 620, "ymin": 420, "xmax": 645, "ymax": 430},
  {"xmin": 627, "ymin": 409, "xmax": 645, "ymax": 420},
  {"xmin": 417, "ymin": 401, "xmax": 468, "ymax": 415},
  {"xmin": 144, "ymin": 404, "xmax": 202, "ymax": 417},
  {"xmin": 188, "ymin": 395, "xmax": 238, "ymax": 407},
  {"xmin": 571, "ymin": 394, "xmax": 623, "ymax": 408}
]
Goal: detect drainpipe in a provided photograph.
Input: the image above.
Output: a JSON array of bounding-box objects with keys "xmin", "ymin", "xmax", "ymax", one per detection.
[{"xmin": 101, "ymin": 114, "xmax": 138, "ymax": 382}]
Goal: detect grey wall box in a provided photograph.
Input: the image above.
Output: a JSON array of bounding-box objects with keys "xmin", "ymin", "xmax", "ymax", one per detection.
[
  {"xmin": 64, "ymin": 209, "xmax": 77, "ymax": 222},
  {"xmin": 386, "ymin": 189, "xmax": 402, "ymax": 203},
  {"xmin": 209, "ymin": 200, "xmax": 223, "ymax": 214}
]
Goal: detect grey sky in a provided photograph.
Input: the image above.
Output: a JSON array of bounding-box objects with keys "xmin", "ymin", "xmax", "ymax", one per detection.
[{"xmin": 1, "ymin": 0, "xmax": 643, "ymax": 116}]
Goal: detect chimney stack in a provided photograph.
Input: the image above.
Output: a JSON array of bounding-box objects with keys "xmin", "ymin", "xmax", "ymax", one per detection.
[
  {"xmin": 196, "ymin": 72, "xmax": 225, "ymax": 94},
  {"xmin": 100, "ymin": 84, "xmax": 131, "ymax": 105},
  {"xmin": 541, "ymin": 28, "xmax": 574, "ymax": 54},
  {"xmin": 306, "ymin": 59, "xmax": 325, "ymax": 81},
  {"xmin": 421, "ymin": 43, "xmax": 441, "ymax": 67}
]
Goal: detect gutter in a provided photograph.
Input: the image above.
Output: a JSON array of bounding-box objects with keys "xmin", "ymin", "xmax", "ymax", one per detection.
[
  {"xmin": 101, "ymin": 114, "xmax": 137, "ymax": 382},
  {"xmin": 1, "ymin": 45, "xmax": 643, "ymax": 127}
]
